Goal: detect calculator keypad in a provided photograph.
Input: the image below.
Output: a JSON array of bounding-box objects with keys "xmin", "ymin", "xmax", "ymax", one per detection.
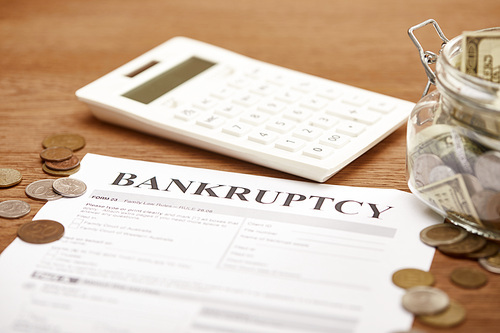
[{"xmin": 175, "ymin": 67, "xmax": 403, "ymax": 169}]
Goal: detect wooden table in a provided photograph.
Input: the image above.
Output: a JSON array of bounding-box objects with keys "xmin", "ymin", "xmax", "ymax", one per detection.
[{"xmin": 1, "ymin": 0, "xmax": 499, "ymax": 331}]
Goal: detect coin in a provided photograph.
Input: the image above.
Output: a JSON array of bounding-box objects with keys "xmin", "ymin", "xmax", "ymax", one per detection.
[
  {"xmin": 412, "ymin": 154, "xmax": 444, "ymax": 187},
  {"xmin": 429, "ymin": 165, "xmax": 456, "ymax": 183},
  {"xmin": 392, "ymin": 268, "xmax": 435, "ymax": 289},
  {"xmin": 0, "ymin": 168, "xmax": 22, "ymax": 188},
  {"xmin": 45, "ymin": 155, "xmax": 80, "ymax": 171},
  {"xmin": 472, "ymin": 190, "xmax": 500, "ymax": 223},
  {"xmin": 416, "ymin": 299, "xmax": 466, "ymax": 328},
  {"xmin": 402, "ymin": 286, "xmax": 450, "ymax": 315},
  {"xmin": 17, "ymin": 220, "xmax": 64, "ymax": 244},
  {"xmin": 450, "ymin": 267, "xmax": 488, "ymax": 289},
  {"xmin": 42, "ymin": 163, "xmax": 80, "ymax": 177},
  {"xmin": 461, "ymin": 174, "xmax": 484, "ymax": 197},
  {"xmin": 42, "ymin": 133, "xmax": 86, "ymax": 151},
  {"xmin": 437, "ymin": 233, "xmax": 487, "ymax": 256},
  {"xmin": 475, "ymin": 151, "xmax": 500, "ymax": 192},
  {"xmin": 465, "ymin": 240, "xmax": 500, "ymax": 259},
  {"xmin": 479, "ymin": 252, "xmax": 500, "ymax": 274},
  {"xmin": 419, "ymin": 223, "xmax": 468, "ymax": 247},
  {"xmin": 39, "ymin": 146, "xmax": 73, "ymax": 162},
  {"xmin": 25, "ymin": 179, "xmax": 63, "ymax": 201},
  {"xmin": 52, "ymin": 178, "xmax": 87, "ymax": 197},
  {"xmin": 0, "ymin": 200, "xmax": 31, "ymax": 219}
]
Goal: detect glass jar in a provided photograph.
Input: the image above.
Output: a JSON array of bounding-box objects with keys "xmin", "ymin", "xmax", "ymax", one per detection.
[{"xmin": 406, "ymin": 20, "xmax": 500, "ymax": 239}]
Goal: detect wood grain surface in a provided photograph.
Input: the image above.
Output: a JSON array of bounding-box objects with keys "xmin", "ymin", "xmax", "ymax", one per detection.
[{"xmin": 1, "ymin": 0, "xmax": 500, "ymax": 331}]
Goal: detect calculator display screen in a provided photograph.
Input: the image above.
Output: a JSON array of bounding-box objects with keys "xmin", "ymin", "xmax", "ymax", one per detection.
[{"xmin": 122, "ymin": 57, "xmax": 216, "ymax": 104}]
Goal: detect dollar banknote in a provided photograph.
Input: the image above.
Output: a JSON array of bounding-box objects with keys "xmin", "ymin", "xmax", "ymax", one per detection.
[{"xmin": 461, "ymin": 30, "xmax": 500, "ymax": 82}]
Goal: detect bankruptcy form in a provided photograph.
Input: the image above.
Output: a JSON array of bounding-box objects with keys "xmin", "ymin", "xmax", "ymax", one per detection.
[{"xmin": 0, "ymin": 154, "xmax": 439, "ymax": 333}]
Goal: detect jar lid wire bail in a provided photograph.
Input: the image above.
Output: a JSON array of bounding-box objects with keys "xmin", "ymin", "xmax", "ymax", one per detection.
[{"xmin": 408, "ymin": 19, "xmax": 450, "ymax": 97}]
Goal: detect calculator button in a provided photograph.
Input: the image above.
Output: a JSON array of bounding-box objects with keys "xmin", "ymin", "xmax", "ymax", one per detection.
[
  {"xmin": 245, "ymin": 67, "xmax": 264, "ymax": 78},
  {"xmin": 258, "ymin": 100, "xmax": 286, "ymax": 114},
  {"xmin": 336, "ymin": 121, "xmax": 366, "ymax": 137},
  {"xmin": 319, "ymin": 133, "xmax": 350, "ymax": 148},
  {"xmin": 228, "ymin": 77, "xmax": 253, "ymax": 89},
  {"xmin": 266, "ymin": 74, "xmax": 288, "ymax": 86},
  {"xmin": 196, "ymin": 114, "xmax": 225, "ymax": 129},
  {"xmin": 250, "ymin": 83, "xmax": 277, "ymax": 96},
  {"xmin": 214, "ymin": 104, "xmax": 244, "ymax": 118},
  {"xmin": 341, "ymin": 93, "xmax": 369, "ymax": 106},
  {"xmin": 368, "ymin": 100, "xmax": 396, "ymax": 114},
  {"xmin": 266, "ymin": 118, "xmax": 295, "ymax": 134},
  {"xmin": 309, "ymin": 115, "xmax": 338, "ymax": 129},
  {"xmin": 211, "ymin": 86, "xmax": 237, "ymax": 99},
  {"xmin": 299, "ymin": 97, "xmax": 328, "ymax": 110},
  {"xmin": 160, "ymin": 98, "xmax": 177, "ymax": 108},
  {"xmin": 283, "ymin": 107, "xmax": 311, "ymax": 122},
  {"xmin": 240, "ymin": 111, "xmax": 269, "ymax": 126},
  {"xmin": 326, "ymin": 105, "xmax": 380, "ymax": 124},
  {"xmin": 174, "ymin": 108, "xmax": 202, "ymax": 121},
  {"xmin": 293, "ymin": 126, "xmax": 322, "ymax": 141},
  {"xmin": 302, "ymin": 145, "xmax": 334, "ymax": 159},
  {"xmin": 274, "ymin": 90, "xmax": 302, "ymax": 103},
  {"xmin": 316, "ymin": 87, "xmax": 342, "ymax": 100},
  {"xmin": 232, "ymin": 93, "xmax": 260, "ymax": 107},
  {"xmin": 275, "ymin": 137, "xmax": 306, "ymax": 152},
  {"xmin": 291, "ymin": 81, "xmax": 315, "ymax": 93},
  {"xmin": 222, "ymin": 122, "xmax": 252, "ymax": 137},
  {"xmin": 248, "ymin": 129, "xmax": 279, "ymax": 144},
  {"xmin": 193, "ymin": 97, "xmax": 218, "ymax": 110}
]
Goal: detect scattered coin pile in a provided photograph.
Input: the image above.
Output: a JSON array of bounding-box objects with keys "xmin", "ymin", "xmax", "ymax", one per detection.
[
  {"xmin": 392, "ymin": 268, "xmax": 469, "ymax": 328},
  {"xmin": 0, "ymin": 133, "xmax": 88, "ymax": 245},
  {"xmin": 391, "ymin": 219, "xmax": 500, "ymax": 329}
]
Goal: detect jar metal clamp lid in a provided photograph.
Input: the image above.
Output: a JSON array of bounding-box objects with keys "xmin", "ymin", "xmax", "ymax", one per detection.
[{"xmin": 408, "ymin": 19, "xmax": 450, "ymax": 98}]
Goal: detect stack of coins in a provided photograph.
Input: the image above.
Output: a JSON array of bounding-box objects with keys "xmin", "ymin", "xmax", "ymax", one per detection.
[
  {"xmin": 40, "ymin": 133, "xmax": 85, "ymax": 176},
  {"xmin": 420, "ymin": 220, "xmax": 500, "ymax": 273}
]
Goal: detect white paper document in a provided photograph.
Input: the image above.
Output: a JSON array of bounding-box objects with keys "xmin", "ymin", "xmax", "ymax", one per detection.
[{"xmin": 0, "ymin": 154, "xmax": 439, "ymax": 333}]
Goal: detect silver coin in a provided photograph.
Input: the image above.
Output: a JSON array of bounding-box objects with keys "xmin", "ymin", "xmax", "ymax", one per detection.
[
  {"xmin": 402, "ymin": 286, "xmax": 450, "ymax": 315},
  {"xmin": 472, "ymin": 190, "xmax": 500, "ymax": 222},
  {"xmin": 461, "ymin": 174, "xmax": 484, "ymax": 197},
  {"xmin": 52, "ymin": 178, "xmax": 87, "ymax": 198},
  {"xmin": 479, "ymin": 253, "xmax": 500, "ymax": 274},
  {"xmin": 475, "ymin": 151, "xmax": 500, "ymax": 192},
  {"xmin": 25, "ymin": 179, "xmax": 63, "ymax": 201},
  {"xmin": 429, "ymin": 165, "xmax": 456, "ymax": 183},
  {"xmin": 413, "ymin": 154, "xmax": 444, "ymax": 187},
  {"xmin": 0, "ymin": 200, "xmax": 31, "ymax": 219}
]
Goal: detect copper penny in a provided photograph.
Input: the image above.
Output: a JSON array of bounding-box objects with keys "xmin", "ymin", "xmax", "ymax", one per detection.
[
  {"xmin": 42, "ymin": 163, "xmax": 80, "ymax": 177},
  {"xmin": 42, "ymin": 133, "xmax": 85, "ymax": 151},
  {"xmin": 17, "ymin": 220, "xmax": 65, "ymax": 244},
  {"xmin": 450, "ymin": 267, "xmax": 488, "ymax": 289},
  {"xmin": 39, "ymin": 146, "xmax": 73, "ymax": 162},
  {"xmin": 45, "ymin": 155, "xmax": 80, "ymax": 171}
]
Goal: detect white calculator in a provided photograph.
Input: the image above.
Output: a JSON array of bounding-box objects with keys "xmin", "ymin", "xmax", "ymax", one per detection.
[{"xmin": 76, "ymin": 37, "xmax": 414, "ymax": 182}]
